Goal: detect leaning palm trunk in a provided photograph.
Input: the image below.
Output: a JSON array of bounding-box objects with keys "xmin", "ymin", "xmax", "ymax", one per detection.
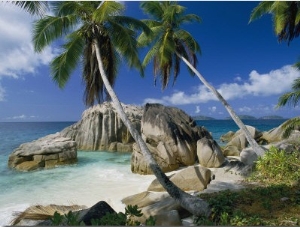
[
  {"xmin": 93, "ymin": 39, "xmax": 210, "ymax": 217},
  {"xmin": 178, "ymin": 54, "xmax": 265, "ymax": 157}
]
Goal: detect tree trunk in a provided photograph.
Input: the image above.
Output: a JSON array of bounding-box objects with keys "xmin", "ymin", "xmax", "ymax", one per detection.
[
  {"xmin": 93, "ymin": 39, "xmax": 211, "ymax": 217},
  {"xmin": 179, "ymin": 54, "xmax": 265, "ymax": 156}
]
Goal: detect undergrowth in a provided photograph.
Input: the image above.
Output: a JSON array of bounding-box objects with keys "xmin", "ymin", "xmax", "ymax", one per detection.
[{"xmin": 195, "ymin": 146, "xmax": 300, "ymax": 226}]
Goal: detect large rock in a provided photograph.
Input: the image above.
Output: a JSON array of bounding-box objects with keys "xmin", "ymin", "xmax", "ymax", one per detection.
[
  {"xmin": 61, "ymin": 102, "xmax": 142, "ymax": 151},
  {"xmin": 80, "ymin": 201, "xmax": 116, "ymax": 225},
  {"xmin": 197, "ymin": 137, "xmax": 225, "ymax": 168},
  {"xmin": 8, "ymin": 133, "xmax": 77, "ymax": 171},
  {"xmin": 122, "ymin": 191, "xmax": 184, "ymax": 224},
  {"xmin": 131, "ymin": 103, "xmax": 213, "ymax": 174},
  {"xmin": 147, "ymin": 165, "xmax": 212, "ymax": 192},
  {"xmin": 223, "ymin": 126, "xmax": 262, "ymax": 156}
]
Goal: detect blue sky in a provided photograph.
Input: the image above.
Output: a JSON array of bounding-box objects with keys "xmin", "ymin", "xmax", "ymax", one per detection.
[{"xmin": 0, "ymin": 1, "xmax": 300, "ymax": 122}]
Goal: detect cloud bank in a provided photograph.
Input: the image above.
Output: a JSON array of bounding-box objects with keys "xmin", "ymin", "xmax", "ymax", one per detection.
[
  {"xmin": 0, "ymin": 4, "xmax": 55, "ymax": 79},
  {"xmin": 143, "ymin": 65, "xmax": 300, "ymax": 105}
]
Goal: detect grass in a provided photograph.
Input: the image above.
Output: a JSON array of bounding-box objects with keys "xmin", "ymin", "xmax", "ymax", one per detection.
[{"xmin": 194, "ymin": 146, "xmax": 300, "ymax": 226}]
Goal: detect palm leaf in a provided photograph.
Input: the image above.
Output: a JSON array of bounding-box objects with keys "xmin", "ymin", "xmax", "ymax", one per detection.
[
  {"xmin": 51, "ymin": 31, "xmax": 84, "ymax": 88},
  {"xmin": 93, "ymin": 1, "xmax": 123, "ymax": 23},
  {"xmin": 140, "ymin": 1, "xmax": 164, "ymax": 20},
  {"xmin": 281, "ymin": 117, "xmax": 300, "ymax": 138},
  {"xmin": 33, "ymin": 15, "xmax": 78, "ymax": 52},
  {"xmin": 12, "ymin": 1, "xmax": 48, "ymax": 17},
  {"xmin": 178, "ymin": 13, "xmax": 201, "ymax": 24},
  {"xmin": 138, "ymin": 24, "xmax": 163, "ymax": 48},
  {"xmin": 108, "ymin": 19, "xmax": 143, "ymax": 76},
  {"xmin": 277, "ymin": 77, "xmax": 300, "ymax": 107},
  {"xmin": 249, "ymin": 1, "xmax": 275, "ymax": 22}
]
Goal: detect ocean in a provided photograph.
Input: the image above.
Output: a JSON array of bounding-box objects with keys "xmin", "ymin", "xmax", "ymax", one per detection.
[{"xmin": 0, "ymin": 119, "xmax": 286, "ymax": 226}]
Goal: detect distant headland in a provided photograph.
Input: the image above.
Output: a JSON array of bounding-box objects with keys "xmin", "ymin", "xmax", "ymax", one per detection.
[{"xmin": 193, "ymin": 115, "xmax": 286, "ymax": 120}]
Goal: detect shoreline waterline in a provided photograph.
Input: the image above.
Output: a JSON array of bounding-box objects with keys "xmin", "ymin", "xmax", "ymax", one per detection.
[
  {"xmin": 0, "ymin": 151, "xmax": 156, "ymax": 226},
  {"xmin": 0, "ymin": 120, "xmax": 286, "ymax": 226}
]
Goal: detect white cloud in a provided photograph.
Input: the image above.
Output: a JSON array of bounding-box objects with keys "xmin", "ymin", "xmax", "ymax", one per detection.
[
  {"xmin": 5, "ymin": 114, "xmax": 39, "ymax": 120},
  {"xmin": 209, "ymin": 106, "xmax": 217, "ymax": 112},
  {"xmin": 195, "ymin": 106, "xmax": 201, "ymax": 114},
  {"xmin": 239, "ymin": 106, "xmax": 252, "ymax": 113},
  {"xmin": 0, "ymin": 4, "xmax": 55, "ymax": 78},
  {"xmin": 143, "ymin": 65, "xmax": 300, "ymax": 105}
]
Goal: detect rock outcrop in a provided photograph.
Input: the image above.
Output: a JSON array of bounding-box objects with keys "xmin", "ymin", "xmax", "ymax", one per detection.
[
  {"xmin": 61, "ymin": 102, "xmax": 143, "ymax": 151},
  {"xmin": 222, "ymin": 125, "xmax": 262, "ymax": 156},
  {"xmin": 147, "ymin": 165, "xmax": 212, "ymax": 192},
  {"xmin": 197, "ymin": 137, "xmax": 226, "ymax": 168},
  {"xmin": 8, "ymin": 133, "xmax": 77, "ymax": 171},
  {"xmin": 131, "ymin": 103, "xmax": 213, "ymax": 174}
]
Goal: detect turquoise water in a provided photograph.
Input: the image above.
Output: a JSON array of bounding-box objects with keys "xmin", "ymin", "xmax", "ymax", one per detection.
[{"xmin": 0, "ymin": 120, "xmax": 286, "ymax": 225}]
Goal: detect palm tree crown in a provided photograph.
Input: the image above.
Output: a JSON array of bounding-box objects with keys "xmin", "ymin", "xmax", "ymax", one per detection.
[
  {"xmin": 138, "ymin": 1, "xmax": 201, "ymax": 89},
  {"xmin": 33, "ymin": 1, "xmax": 149, "ymax": 106},
  {"xmin": 250, "ymin": 1, "xmax": 300, "ymax": 45}
]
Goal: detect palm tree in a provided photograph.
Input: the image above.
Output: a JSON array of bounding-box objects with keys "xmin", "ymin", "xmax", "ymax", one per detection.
[
  {"xmin": 249, "ymin": 1, "xmax": 300, "ymax": 45},
  {"xmin": 250, "ymin": 1, "xmax": 300, "ymax": 138},
  {"xmin": 31, "ymin": 1, "xmax": 210, "ymax": 217},
  {"xmin": 11, "ymin": 1, "xmax": 48, "ymax": 17},
  {"xmin": 277, "ymin": 78, "xmax": 300, "ymax": 138},
  {"xmin": 138, "ymin": 1, "xmax": 265, "ymax": 156}
]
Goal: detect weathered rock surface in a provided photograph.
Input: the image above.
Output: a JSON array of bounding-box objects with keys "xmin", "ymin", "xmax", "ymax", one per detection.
[
  {"xmin": 80, "ymin": 201, "xmax": 116, "ymax": 225},
  {"xmin": 122, "ymin": 191, "xmax": 185, "ymax": 224},
  {"xmin": 222, "ymin": 125, "xmax": 262, "ymax": 156},
  {"xmin": 8, "ymin": 133, "xmax": 77, "ymax": 171},
  {"xmin": 131, "ymin": 103, "xmax": 213, "ymax": 174},
  {"xmin": 197, "ymin": 137, "xmax": 226, "ymax": 168},
  {"xmin": 61, "ymin": 102, "xmax": 142, "ymax": 151},
  {"xmin": 147, "ymin": 165, "xmax": 212, "ymax": 192}
]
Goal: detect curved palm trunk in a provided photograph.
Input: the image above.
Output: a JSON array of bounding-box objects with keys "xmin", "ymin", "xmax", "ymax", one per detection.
[
  {"xmin": 93, "ymin": 39, "xmax": 210, "ymax": 217},
  {"xmin": 179, "ymin": 54, "xmax": 265, "ymax": 156}
]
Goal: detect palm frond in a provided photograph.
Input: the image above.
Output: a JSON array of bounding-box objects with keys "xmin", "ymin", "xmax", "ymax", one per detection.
[
  {"xmin": 175, "ymin": 29, "xmax": 201, "ymax": 53},
  {"xmin": 51, "ymin": 31, "xmax": 84, "ymax": 88},
  {"xmin": 93, "ymin": 1, "xmax": 123, "ymax": 23},
  {"xmin": 112, "ymin": 16, "xmax": 152, "ymax": 36},
  {"xmin": 33, "ymin": 15, "xmax": 79, "ymax": 52},
  {"xmin": 249, "ymin": 1, "xmax": 275, "ymax": 22},
  {"xmin": 108, "ymin": 19, "xmax": 143, "ymax": 76},
  {"xmin": 178, "ymin": 13, "xmax": 201, "ymax": 24},
  {"xmin": 277, "ymin": 91, "xmax": 300, "ymax": 107},
  {"xmin": 281, "ymin": 117, "xmax": 300, "ymax": 138},
  {"xmin": 140, "ymin": 1, "xmax": 164, "ymax": 20},
  {"xmin": 11, "ymin": 1, "xmax": 49, "ymax": 17},
  {"xmin": 142, "ymin": 41, "xmax": 160, "ymax": 69},
  {"xmin": 138, "ymin": 24, "xmax": 163, "ymax": 48}
]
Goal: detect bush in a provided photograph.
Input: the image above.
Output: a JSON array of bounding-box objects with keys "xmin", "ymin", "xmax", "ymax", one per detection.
[{"xmin": 251, "ymin": 146, "xmax": 300, "ymax": 184}]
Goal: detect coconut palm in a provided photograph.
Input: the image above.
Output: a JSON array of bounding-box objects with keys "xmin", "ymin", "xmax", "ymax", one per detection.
[
  {"xmin": 32, "ymin": 1, "xmax": 210, "ymax": 217},
  {"xmin": 11, "ymin": 1, "xmax": 48, "ymax": 17},
  {"xmin": 250, "ymin": 1, "xmax": 300, "ymax": 138},
  {"xmin": 139, "ymin": 1, "xmax": 265, "ymax": 156},
  {"xmin": 277, "ymin": 78, "xmax": 300, "ymax": 138},
  {"xmin": 249, "ymin": 1, "xmax": 300, "ymax": 45}
]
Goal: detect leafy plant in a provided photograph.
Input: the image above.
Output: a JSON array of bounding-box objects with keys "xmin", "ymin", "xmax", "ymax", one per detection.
[
  {"xmin": 252, "ymin": 146, "xmax": 300, "ymax": 184},
  {"xmin": 50, "ymin": 211, "xmax": 82, "ymax": 226},
  {"xmin": 91, "ymin": 212, "xmax": 126, "ymax": 226},
  {"xmin": 50, "ymin": 211, "xmax": 64, "ymax": 225}
]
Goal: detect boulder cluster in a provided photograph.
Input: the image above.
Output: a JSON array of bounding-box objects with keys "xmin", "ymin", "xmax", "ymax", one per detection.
[{"xmin": 8, "ymin": 102, "xmax": 300, "ymax": 174}]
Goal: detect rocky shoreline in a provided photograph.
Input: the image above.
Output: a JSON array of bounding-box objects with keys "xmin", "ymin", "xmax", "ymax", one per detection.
[{"xmin": 7, "ymin": 102, "xmax": 300, "ymax": 225}]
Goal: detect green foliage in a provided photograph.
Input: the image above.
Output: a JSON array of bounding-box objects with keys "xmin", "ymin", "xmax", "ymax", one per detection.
[
  {"xmin": 91, "ymin": 212, "xmax": 126, "ymax": 226},
  {"xmin": 251, "ymin": 146, "xmax": 300, "ymax": 184},
  {"xmin": 50, "ymin": 211, "xmax": 64, "ymax": 225},
  {"xmin": 145, "ymin": 215, "xmax": 156, "ymax": 226},
  {"xmin": 50, "ymin": 211, "xmax": 83, "ymax": 226},
  {"xmin": 49, "ymin": 205, "xmax": 155, "ymax": 226}
]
